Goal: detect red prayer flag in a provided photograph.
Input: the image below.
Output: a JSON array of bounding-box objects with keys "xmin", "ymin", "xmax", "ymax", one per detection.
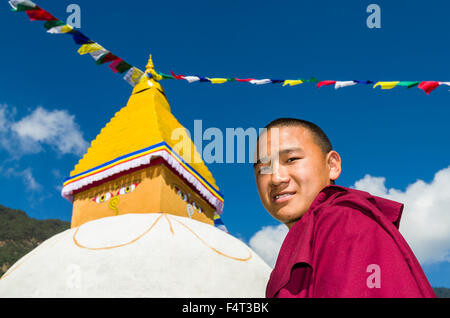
[
  {"xmin": 418, "ymin": 81, "xmax": 440, "ymax": 95},
  {"xmin": 98, "ymin": 53, "xmax": 120, "ymax": 65},
  {"xmin": 108, "ymin": 58, "xmax": 123, "ymax": 73},
  {"xmin": 26, "ymin": 8, "xmax": 58, "ymax": 21},
  {"xmin": 235, "ymin": 78, "xmax": 255, "ymax": 82},
  {"xmin": 317, "ymin": 80, "xmax": 336, "ymax": 88},
  {"xmin": 170, "ymin": 71, "xmax": 185, "ymax": 80}
]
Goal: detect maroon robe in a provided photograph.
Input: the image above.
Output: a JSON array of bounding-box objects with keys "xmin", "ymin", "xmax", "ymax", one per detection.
[{"xmin": 266, "ymin": 185, "xmax": 436, "ymax": 298}]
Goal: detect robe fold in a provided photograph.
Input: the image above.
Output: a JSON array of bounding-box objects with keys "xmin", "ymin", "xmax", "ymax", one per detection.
[{"xmin": 266, "ymin": 185, "xmax": 436, "ymax": 298}]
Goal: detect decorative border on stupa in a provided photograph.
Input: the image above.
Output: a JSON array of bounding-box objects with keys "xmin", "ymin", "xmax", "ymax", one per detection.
[{"xmin": 61, "ymin": 142, "xmax": 224, "ymax": 214}]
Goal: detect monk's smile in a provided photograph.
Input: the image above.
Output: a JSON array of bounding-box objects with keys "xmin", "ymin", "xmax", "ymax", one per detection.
[{"xmin": 272, "ymin": 191, "xmax": 296, "ymax": 204}]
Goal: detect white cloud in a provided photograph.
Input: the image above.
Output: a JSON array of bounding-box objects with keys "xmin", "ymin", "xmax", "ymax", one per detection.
[
  {"xmin": 0, "ymin": 104, "xmax": 88, "ymax": 157},
  {"xmin": 20, "ymin": 168, "xmax": 42, "ymax": 191},
  {"xmin": 249, "ymin": 224, "xmax": 288, "ymax": 268},
  {"xmin": 0, "ymin": 165, "xmax": 42, "ymax": 192},
  {"xmin": 352, "ymin": 168, "xmax": 450, "ymax": 265},
  {"xmin": 248, "ymin": 167, "xmax": 450, "ymax": 267}
]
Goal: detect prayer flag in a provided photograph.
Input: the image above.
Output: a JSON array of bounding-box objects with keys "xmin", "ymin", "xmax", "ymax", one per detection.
[
  {"xmin": 123, "ymin": 67, "xmax": 144, "ymax": 87},
  {"xmin": 95, "ymin": 52, "xmax": 119, "ymax": 65},
  {"xmin": 335, "ymin": 81, "xmax": 357, "ymax": 89},
  {"xmin": 157, "ymin": 72, "xmax": 175, "ymax": 79},
  {"xmin": 355, "ymin": 80, "xmax": 374, "ymax": 85},
  {"xmin": 439, "ymin": 82, "xmax": 450, "ymax": 91},
  {"xmin": 170, "ymin": 71, "xmax": 185, "ymax": 80},
  {"xmin": 26, "ymin": 7, "xmax": 57, "ymax": 21},
  {"xmin": 373, "ymin": 81, "xmax": 400, "ymax": 90},
  {"xmin": 69, "ymin": 30, "xmax": 92, "ymax": 45},
  {"xmin": 317, "ymin": 80, "xmax": 336, "ymax": 88},
  {"xmin": 283, "ymin": 80, "xmax": 303, "ymax": 86},
  {"xmin": 183, "ymin": 76, "xmax": 200, "ymax": 83},
  {"xmin": 249, "ymin": 79, "xmax": 272, "ymax": 85},
  {"xmin": 397, "ymin": 81, "xmax": 419, "ymax": 88},
  {"xmin": 9, "ymin": 0, "xmax": 37, "ymax": 12},
  {"xmin": 208, "ymin": 78, "xmax": 228, "ymax": 84},
  {"xmin": 197, "ymin": 76, "xmax": 210, "ymax": 82},
  {"xmin": 235, "ymin": 78, "xmax": 255, "ymax": 82},
  {"xmin": 47, "ymin": 24, "xmax": 73, "ymax": 34},
  {"xmin": 214, "ymin": 214, "xmax": 228, "ymax": 233},
  {"xmin": 114, "ymin": 60, "xmax": 132, "ymax": 74},
  {"xmin": 77, "ymin": 43, "xmax": 104, "ymax": 55},
  {"xmin": 109, "ymin": 58, "xmax": 124, "ymax": 73},
  {"xmin": 89, "ymin": 49, "xmax": 109, "ymax": 62},
  {"xmin": 43, "ymin": 20, "xmax": 65, "ymax": 30},
  {"xmin": 304, "ymin": 77, "xmax": 319, "ymax": 83},
  {"xmin": 418, "ymin": 81, "xmax": 440, "ymax": 94}
]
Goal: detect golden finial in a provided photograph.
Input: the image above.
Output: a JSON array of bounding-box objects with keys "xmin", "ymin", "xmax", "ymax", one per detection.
[
  {"xmin": 145, "ymin": 54, "xmax": 163, "ymax": 81},
  {"xmin": 146, "ymin": 54, "xmax": 155, "ymax": 72}
]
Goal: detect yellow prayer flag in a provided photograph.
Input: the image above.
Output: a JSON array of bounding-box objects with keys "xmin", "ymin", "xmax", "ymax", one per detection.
[
  {"xmin": 47, "ymin": 24, "xmax": 73, "ymax": 34},
  {"xmin": 373, "ymin": 81, "xmax": 400, "ymax": 90},
  {"xmin": 77, "ymin": 43, "xmax": 105, "ymax": 55},
  {"xmin": 208, "ymin": 78, "xmax": 228, "ymax": 84},
  {"xmin": 130, "ymin": 68, "xmax": 144, "ymax": 83},
  {"xmin": 282, "ymin": 80, "xmax": 303, "ymax": 86},
  {"xmin": 60, "ymin": 25, "xmax": 73, "ymax": 33}
]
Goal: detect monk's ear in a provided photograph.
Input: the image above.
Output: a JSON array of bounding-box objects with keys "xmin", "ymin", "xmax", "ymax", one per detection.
[{"xmin": 326, "ymin": 150, "xmax": 342, "ymax": 182}]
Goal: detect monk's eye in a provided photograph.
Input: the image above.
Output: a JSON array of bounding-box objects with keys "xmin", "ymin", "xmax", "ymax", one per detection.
[
  {"xmin": 118, "ymin": 183, "xmax": 138, "ymax": 195},
  {"xmin": 258, "ymin": 165, "xmax": 272, "ymax": 175},
  {"xmin": 287, "ymin": 157, "xmax": 301, "ymax": 163},
  {"xmin": 93, "ymin": 192, "xmax": 112, "ymax": 203}
]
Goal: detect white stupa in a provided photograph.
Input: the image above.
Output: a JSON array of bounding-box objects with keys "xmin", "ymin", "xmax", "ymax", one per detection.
[{"xmin": 0, "ymin": 56, "xmax": 271, "ymax": 297}]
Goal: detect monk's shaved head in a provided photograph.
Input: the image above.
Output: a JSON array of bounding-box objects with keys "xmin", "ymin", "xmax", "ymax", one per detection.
[{"xmin": 260, "ymin": 118, "xmax": 333, "ymax": 155}]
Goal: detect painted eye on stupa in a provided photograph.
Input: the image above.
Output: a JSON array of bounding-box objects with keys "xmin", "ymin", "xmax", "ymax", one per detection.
[
  {"xmin": 118, "ymin": 183, "xmax": 139, "ymax": 195},
  {"xmin": 191, "ymin": 202, "xmax": 203, "ymax": 214},
  {"xmin": 93, "ymin": 192, "xmax": 113, "ymax": 203},
  {"xmin": 177, "ymin": 189, "xmax": 188, "ymax": 202}
]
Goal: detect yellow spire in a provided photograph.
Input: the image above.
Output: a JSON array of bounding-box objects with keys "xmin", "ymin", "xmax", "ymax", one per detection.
[
  {"xmin": 68, "ymin": 55, "xmax": 219, "ymax": 193},
  {"xmin": 131, "ymin": 54, "xmax": 165, "ymax": 96},
  {"xmin": 145, "ymin": 54, "xmax": 163, "ymax": 81}
]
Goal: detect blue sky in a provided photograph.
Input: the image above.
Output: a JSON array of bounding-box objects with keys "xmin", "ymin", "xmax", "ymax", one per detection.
[{"xmin": 1, "ymin": 0, "xmax": 449, "ymax": 287}]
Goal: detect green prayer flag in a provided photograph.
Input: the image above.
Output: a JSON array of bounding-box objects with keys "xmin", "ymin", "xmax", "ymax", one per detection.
[
  {"xmin": 397, "ymin": 81, "xmax": 419, "ymax": 88},
  {"xmin": 115, "ymin": 61, "xmax": 132, "ymax": 74},
  {"xmin": 158, "ymin": 72, "xmax": 175, "ymax": 79},
  {"xmin": 9, "ymin": 0, "xmax": 38, "ymax": 12},
  {"xmin": 95, "ymin": 52, "xmax": 118, "ymax": 65},
  {"xmin": 43, "ymin": 20, "xmax": 66, "ymax": 30}
]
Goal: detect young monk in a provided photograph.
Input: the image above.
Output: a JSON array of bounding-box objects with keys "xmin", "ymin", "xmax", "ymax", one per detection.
[{"xmin": 253, "ymin": 118, "xmax": 436, "ymax": 298}]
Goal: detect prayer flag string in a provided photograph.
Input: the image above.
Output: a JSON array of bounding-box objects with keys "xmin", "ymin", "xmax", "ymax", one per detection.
[
  {"xmin": 9, "ymin": 0, "xmax": 143, "ymax": 86},
  {"xmin": 9, "ymin": 0, "xmax": 450, "ymax": 95}
]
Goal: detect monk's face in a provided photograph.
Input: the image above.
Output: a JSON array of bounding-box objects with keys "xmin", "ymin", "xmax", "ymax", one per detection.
[{"xmin": 254, "ymin": 126, "xmax": 340, "ymax": 228}]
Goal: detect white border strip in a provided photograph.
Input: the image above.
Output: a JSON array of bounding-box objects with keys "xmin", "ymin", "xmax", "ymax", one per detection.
[{"xmin": 61, "ymin": 150, "xmax": 224, "ymax": 214}]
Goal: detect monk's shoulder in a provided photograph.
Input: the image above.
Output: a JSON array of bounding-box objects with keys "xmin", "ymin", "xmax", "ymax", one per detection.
[{"xmin": 313, "ymin": 193, "xmax": 382, "ymax": 237}]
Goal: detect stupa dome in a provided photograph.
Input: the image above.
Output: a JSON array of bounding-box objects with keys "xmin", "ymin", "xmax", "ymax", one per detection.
[{"xmin": 0, "ymin": 213, "xmax": 270, "ymax": 297}]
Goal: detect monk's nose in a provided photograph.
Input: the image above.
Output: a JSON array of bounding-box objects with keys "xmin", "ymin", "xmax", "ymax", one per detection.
[{"xmin": 270, "ymin": 162, "xmax": 289, "ymax": 186}]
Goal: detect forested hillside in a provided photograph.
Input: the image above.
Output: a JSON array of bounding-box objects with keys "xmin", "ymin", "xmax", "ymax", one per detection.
[{"xmin": 0, "ymin": 204, "xmax": 70, "ymax": 277}]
